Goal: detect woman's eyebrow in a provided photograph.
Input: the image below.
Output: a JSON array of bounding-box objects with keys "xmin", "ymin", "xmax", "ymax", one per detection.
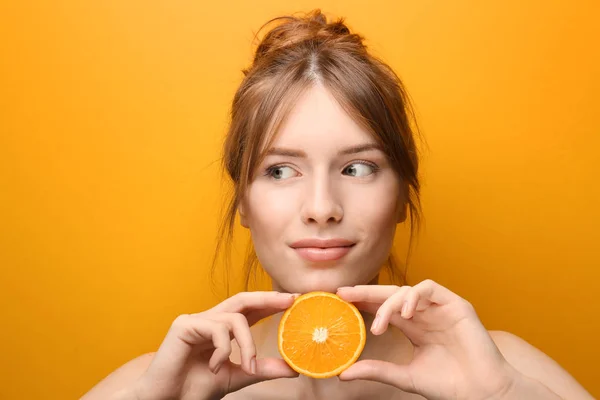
[
  {"xmin": 266, "ymin": 147, "xmax": 307, "ymax": 158},
  {"xmin": 265, "ymin": 143, "xmax": 382, "ymax": 158},
  {"xmin": 338, "ymin": 143, "xmax": 382, "ymax": 155}
]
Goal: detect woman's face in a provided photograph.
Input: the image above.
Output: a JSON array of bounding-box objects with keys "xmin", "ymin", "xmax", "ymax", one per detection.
[{"xmin": 241, "ymin": 84, "xmax": 405, "ymax": 294}]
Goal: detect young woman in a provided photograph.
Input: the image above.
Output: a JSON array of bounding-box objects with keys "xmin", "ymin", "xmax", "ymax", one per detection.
[{"xmin": 82, "ymin": 10, "xmax": 593, "ymax": 400}]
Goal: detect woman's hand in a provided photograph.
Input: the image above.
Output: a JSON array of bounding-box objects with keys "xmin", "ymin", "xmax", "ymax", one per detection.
[
  {"xmin": 131, "ymin": 291, "xmax": 299, "ymax": 400},
  {"xmin": 336, "ymin": 280, "xmax": 519, "ymax": 400}
]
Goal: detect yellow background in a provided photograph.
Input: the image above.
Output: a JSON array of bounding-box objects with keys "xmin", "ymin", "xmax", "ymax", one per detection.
[{"xmin": 1, "ymin": 1, "xmax": 599, "ymax": 398}]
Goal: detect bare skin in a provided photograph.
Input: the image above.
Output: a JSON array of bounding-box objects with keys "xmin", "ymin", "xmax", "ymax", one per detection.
[
  {"xmin": 82, "ymin": 85, "xmax": 593, "ymax": 400},
  {"xmin": 83, "ymin": 305, "xmax": 592, "ymax": 400}
]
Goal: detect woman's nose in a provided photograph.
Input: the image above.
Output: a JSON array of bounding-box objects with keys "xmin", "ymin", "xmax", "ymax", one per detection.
[{"xmin": 300, "ymin": 177, "xmax": 343, "ymax": 226}]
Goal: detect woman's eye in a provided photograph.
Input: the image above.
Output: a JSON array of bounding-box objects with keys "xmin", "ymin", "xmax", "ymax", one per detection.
[
  {"xmin": 343, "ymin": 162, "xmax": 376, "ymax": 177},
  {"xmin": 267, "ymin": 166, "xmax": 298, "ymax": 180}
]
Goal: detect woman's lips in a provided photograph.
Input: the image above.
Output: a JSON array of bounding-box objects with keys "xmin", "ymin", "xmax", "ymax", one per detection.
[
  {"xmin": 290, "ymin": 238, "xmax": 356, "ymax": 262},
  {"xmin": 293, "ymin": 246, "xmax": 353, "ymax": 262}
]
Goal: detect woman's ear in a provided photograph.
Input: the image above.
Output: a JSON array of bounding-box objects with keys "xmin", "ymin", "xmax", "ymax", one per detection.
[
  {"xmin": 396, "ymin": 201, "xmax": 408, "ymax": 223},
  {"xmin": 238, "ymin": 202, "xmax": 249, "ymax": 228},
  {"xmin": 396, "ymin": 182, "xmax": 409, "ymax": 223}
]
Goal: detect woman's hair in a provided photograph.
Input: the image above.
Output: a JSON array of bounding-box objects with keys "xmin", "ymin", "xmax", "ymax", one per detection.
[{"xmin": 213, "ymin": 9, "xmax": 422, "ymax": 294}]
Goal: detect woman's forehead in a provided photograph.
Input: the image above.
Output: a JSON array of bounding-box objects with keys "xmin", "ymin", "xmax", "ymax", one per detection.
[{"xmin": 264, "ymin": 85, "xmax": 375, "ymax": 152}]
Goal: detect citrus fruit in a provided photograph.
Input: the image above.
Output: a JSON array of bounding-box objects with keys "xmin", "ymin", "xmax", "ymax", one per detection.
[{"xmin": 277, "ymin": 291, "xmax": 366, "ymax": 379}]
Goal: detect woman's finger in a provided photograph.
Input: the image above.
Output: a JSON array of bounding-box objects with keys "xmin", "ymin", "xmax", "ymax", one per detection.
[
  {"xmin": 212, "ymin": 291, "xmax": 296, "ymax": 318},
  {"xmin": 336, "ymin": 285, "xmax": 400, "ymax": 304},
  {"xmin": 153, "ymin": 314, "xmax": 232, "ymax": 373},
  {"xmin": 339, "ymin": 360, "xmax": 415, "ymax": 394},
  {"xmin": 338, "ymin": 280, "xmax": 458, "ymax": 307},
  {"xmin": 202, "ymin": 322, "xmax": 232, "ymax": 373},
  {"xmin": 400, "ymin": 284, "xmax": 433, "ymax": 319},
  {"xmin": 409, "ymin": 279, "xmax": 457, "ymax": 305},
  {"xmin": 352, "ymin": 301, "xmax": 411, "ymax": 335},
  {"xmin": 394, "ymin": 279, "xmax": 463, "ymax": 322},
  {"xmin": 207, "ymin": 313, "xmax": 256, "ymax": 375},
  {"xmin": 371, "ymin": 286, "xmax": 410, "ymax": 335}
]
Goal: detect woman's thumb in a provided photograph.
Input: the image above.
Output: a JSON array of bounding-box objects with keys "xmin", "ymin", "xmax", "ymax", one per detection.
[
  {"xmin": 338, "ymin": 360, "xmax": 415, "ymax": 392},
  {"xmin": 227, "ymin": 358, "xmax": 299, "ymax": 394}
]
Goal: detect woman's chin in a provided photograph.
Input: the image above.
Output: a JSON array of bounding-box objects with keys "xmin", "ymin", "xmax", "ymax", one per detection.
[
  {"xmin": 277, "ymin": 275, "xmax": 362, "ymax": 294},
  {"xmin": 298, "ymin": 283, "xmax": 341, "ymax": 294}
]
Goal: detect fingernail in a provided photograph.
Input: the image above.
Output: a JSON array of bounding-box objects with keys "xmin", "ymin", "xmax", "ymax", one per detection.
[
  {"xmin": 290, "ymin": 293, "xmax": 300, "ymax": 300},
  {"xmin": 401, "ymin": 302, "xmax": 409, "ymax": 318},
  {"xmin": 213, "ymin": 362, "xmax": 222, "ymax": 375},
  {"xmin": 339, "ymin": 371, "xmax": 353, "ymax": 381},
  {"xmin": 371, "ymin": 315, "xmax": 381, "ymax": 333},
  {"xmin": 250, "ymin": 356, "xmax": 257, "ymax": 375},
  {"xmin": 337, "ymin": 286, "xmax": 351, "ymax": 292}
]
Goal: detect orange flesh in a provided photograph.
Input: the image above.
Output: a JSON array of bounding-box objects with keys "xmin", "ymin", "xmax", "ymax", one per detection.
[{"xmin": 277, "ymin": 291, "xmax": 366, "ymax": 378}]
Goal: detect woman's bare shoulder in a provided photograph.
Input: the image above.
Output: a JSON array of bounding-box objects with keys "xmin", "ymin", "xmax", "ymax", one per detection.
[
  {"xmin": 80, "ymin": 353, "xmax": 155, "ymax": 399},
  {"xmin": 489, "ymin": 330, "xmax": 592, "ymax": 399}
]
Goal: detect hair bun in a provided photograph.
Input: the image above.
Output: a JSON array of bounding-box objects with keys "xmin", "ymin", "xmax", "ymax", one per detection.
[{"xmin": 251, "ymin": 9, "xmax": 365, "ymax": 66}]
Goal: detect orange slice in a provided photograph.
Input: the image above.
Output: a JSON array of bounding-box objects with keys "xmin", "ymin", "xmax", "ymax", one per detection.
[{"xmin": 277, "ymin": 291, "xmax": 366, "ymax": 379}]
